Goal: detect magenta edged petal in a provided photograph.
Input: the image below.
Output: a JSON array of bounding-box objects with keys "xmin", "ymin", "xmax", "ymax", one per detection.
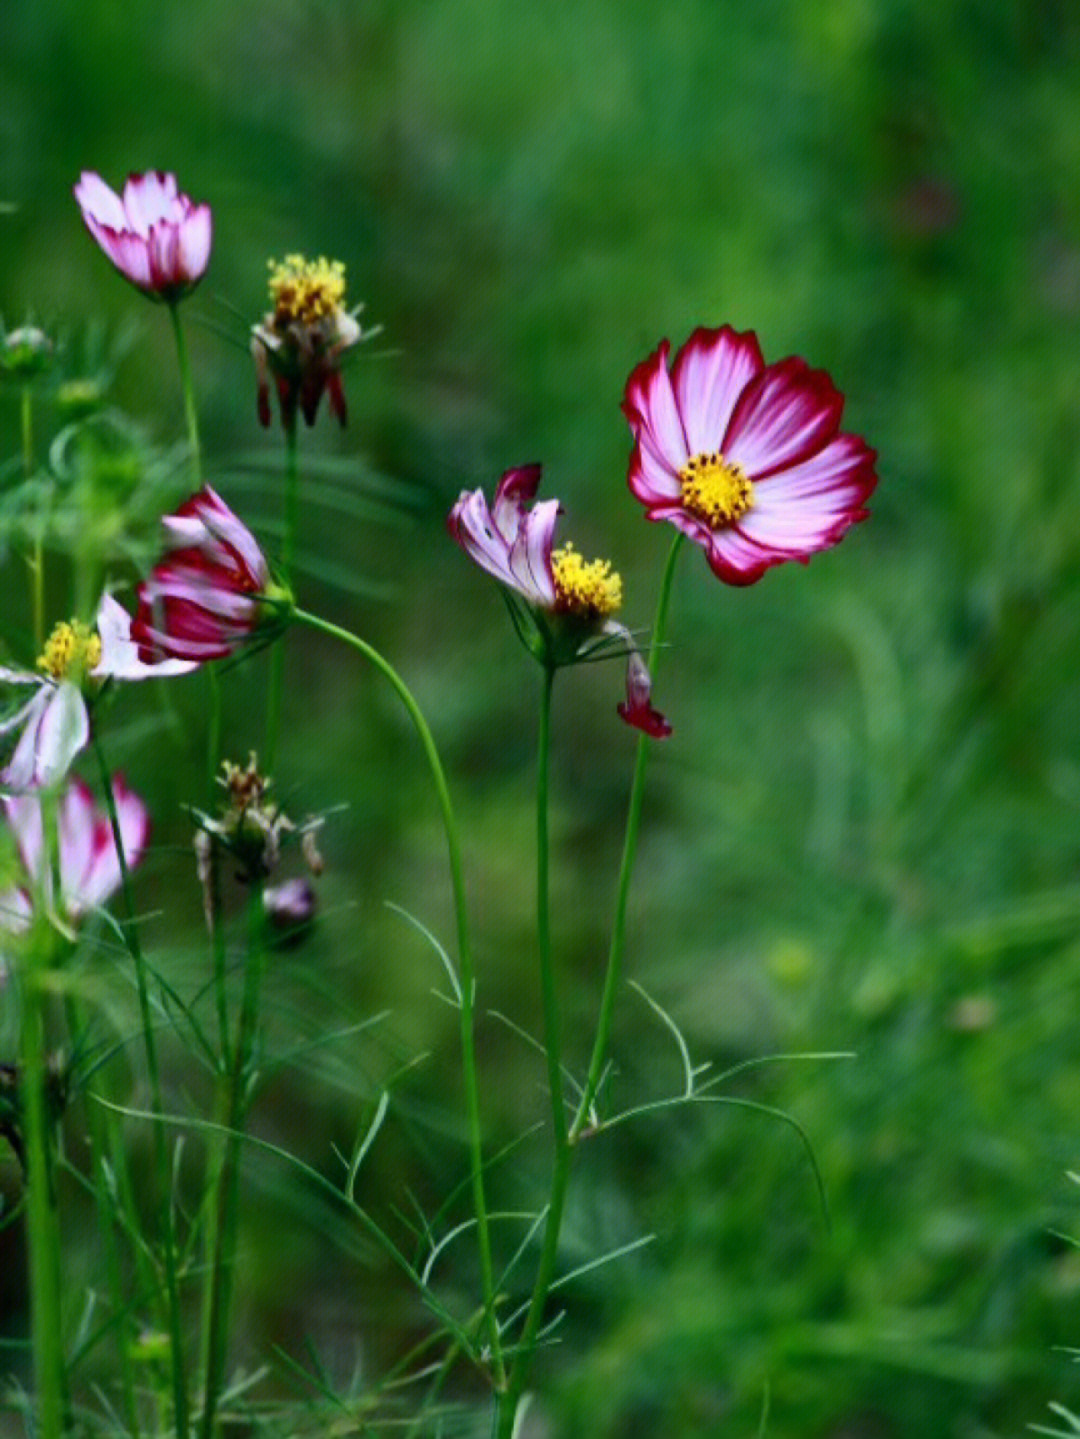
[
  {"xmin": 671, "ymin": 326, "xmax": 764, "ymax": 455},
  {"xmin": 724, "ymin": 358, "xmax": 844, "ymax": 478},
  {"xmin": 122, "ymin": 171, "xmax": 179, "ymax": 236},
  {"xmin": 621, "ymin": 342, "xmax": 688, "ymax": 472},
  {"xmin": 701, "ymin": 526, "xmax": 790, "ymax": 585},
  {"xmin": 507, "ymin": 498, "xmax": 559, "ymax": 607},
  {"xmin": 627, "ymin": 438, "xmax": 682, "ymax": 506}
]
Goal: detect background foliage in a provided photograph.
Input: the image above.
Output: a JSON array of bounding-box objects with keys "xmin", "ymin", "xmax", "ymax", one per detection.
[{"xmin": 4, "ymin": 1, "xmax": 1080, "ymax": 1434}]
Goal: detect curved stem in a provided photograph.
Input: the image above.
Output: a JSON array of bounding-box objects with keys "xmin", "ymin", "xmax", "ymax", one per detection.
[
  {"xmin": 94, "ymin": 740, "xmax": 189, "ymax": 1436},
  {"xmin": 168, "ymin": 301, "xmax": 201, "ymax": 487},
  {"xmin": 571, "ymin": 532, "xmax": 684, "ymax": 1139},
  {"xmin": 291, "ymin": 607, "xmax": 505, "ymax": 1387},
  {"xmin": 265, "ymin": 420, "xmax": 298, "ymax": 773},
  {"xmin": 497, "ymin": 666, "xmax": 571, "ymax": 1434}
]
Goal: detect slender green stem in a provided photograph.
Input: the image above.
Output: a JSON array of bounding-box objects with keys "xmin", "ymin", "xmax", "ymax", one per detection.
[
  {"xmin": 199, "ymin": 882, "xmax": 265, "ymax": 1439},
  {"xmin": 21, "ymin": 382, "xmax": 33, "ymax": 478},
  {"xmin": 168, "ymin": 301, "xmax": 201, "ymax": 486},
  {"xmin": 497, "ymin": 666, "xmax": 571, "ymax": 1435},
  {"xmin": 94, "ymin": 741, "xmax": 189, "ymax": 1436},
  {"xmin": 18, "ymin": 907, "xmax": 65, "ymax": 1439},
  {"xmin": 265, "ymin": 421, "xmax": 298, "ymax": 773},
  {"xmin": 571, "ymin": 533, "xmax": 684, "ymax": 1139},
  {"xmin": 292, "ymin": 606, "xmax": 505, "ymax": 1386}
]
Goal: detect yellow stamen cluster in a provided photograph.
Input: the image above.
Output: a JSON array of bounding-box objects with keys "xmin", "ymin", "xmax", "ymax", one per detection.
[
  {"xmin": 267, "ymin": 254, "xmax": 347, "ymax": 325},
  {"xmin": 36, "ymin": 620, "xmax": 101, "ymax": 681},
  {"xmin": 679, "ymin": 451, "xmax": 754, "ymax": 528},
  {"xmin": 551, "ymin": 543, "xmax": 622, "ymax": 618}
]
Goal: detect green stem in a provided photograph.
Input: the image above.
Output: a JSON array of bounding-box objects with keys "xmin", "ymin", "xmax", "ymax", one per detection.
[
  {"xmin": 199, "ymin": 883, "xmax": 265, "ymax": 1439},
  {"xmin": 265, "ymin": 421, "xmax": 298, "ymax": 773},
  {"xmin": 18, "ymin": 910, "xmax": 65, "ymax": 1439},
  {"xmin": 571, "ymin": 533, "xmax": 684, "ymax": 1139},
  {"xmin": 292, "ymin": 606, "xmax": 505, "ymax": 1387},
  {"xmin": 21, "ymin": 382, "xmax": 33, "ymax": 478},
  {"xmin": 94, "ymin": 741, "xmax": 189, "ymax": 1436},
  {"xmin": 497, "ymin": 666, "xmax": 571, "ymax": 1434},
  {"xmin": 168, "ymin": 301, "xmax": 201, "ymax": 486}
]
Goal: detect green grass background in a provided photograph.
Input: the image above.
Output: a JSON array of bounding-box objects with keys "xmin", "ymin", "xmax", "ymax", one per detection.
[{"xmin": 4, "ymin": 0, "xmax": 1080, "ymax": 1433}]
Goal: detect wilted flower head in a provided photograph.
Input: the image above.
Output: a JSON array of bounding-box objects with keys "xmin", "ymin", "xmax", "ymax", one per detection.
[
  {"xmin": 252, "ymin": 254, "xmax": 369, "ymax": 429},
  {"xmin": 0, "ymin": 595, "xmax": 196, "ymax": 792},
  {"xmin": 132, "ymin": 486, "xmax": 280, "ymax": 664},
  {"xmin": 0, "ymin": 774, "xmax": 149, "ymax": 927},
  {"xmin": 73, "ymin": 170, "xmax": 212, "ymax": 302},
  {"xmin": 623, "ymin": 326, "xmax": 877, "ymax": 584},
  {"xmin": 448, "ymin": 465, "xmax": 670, "ymax": 736}
]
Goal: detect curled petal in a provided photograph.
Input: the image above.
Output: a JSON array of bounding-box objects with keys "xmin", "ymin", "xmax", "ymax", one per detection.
[
  {"xmin": 2, "ymin": 683, "xmax": 89, "ymax": 792},
  {"xmin": 94, "ymin": 593, "xmax": 199, "ymax": 679},
  {"xmin": 617, "ymin": 650, "xmax": 672, "ymax": 739}
]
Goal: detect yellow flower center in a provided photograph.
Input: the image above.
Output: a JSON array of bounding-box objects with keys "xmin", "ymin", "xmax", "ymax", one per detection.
[
  {"xmin": 551, "ymin": 544, "xmax": 622, "ymax": 618},
  {"xmin": 267, "ymin": 254, "xmax": 347, "ymax": 325},
  {"xmin": 679, "ymin": 451, "xmax": 754, "ymax": 528},
  {"xmin": 36, "ymin": 620, "xmax": 101, "ymax": 681}
]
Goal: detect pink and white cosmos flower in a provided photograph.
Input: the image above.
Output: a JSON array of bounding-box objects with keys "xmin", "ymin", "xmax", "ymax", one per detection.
[
  {"xmin": 73, "ymin": 170, "xmax": 212, "ymax": 301},
  {"xmin": 623, "ymin": 326, "xmax": 877, "ymax": 584},
  {"xmin": 1, "ymin": 775, "xmax": 149, "ymax": 928},
  {"xmin": 0, "ymin": 595, "xmax": 197, "ymax": 793},
  {"xmin": 132, "ymin": 486, "xmax": 272, "ymax": 663},
  {"xmin": 449, "ymin": 465, "xmax": 671, "ymax": 738}
]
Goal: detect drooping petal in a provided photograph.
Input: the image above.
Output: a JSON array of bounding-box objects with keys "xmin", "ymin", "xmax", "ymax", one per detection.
[
  {"xmin": 671, "ymin": 326, "xmax": 764, "ymax": 455},
  {"xmin": 723, "ymin": 357, "xmax": 844, "ymax": 478},
  {"xmin": 615, "ymin": 642, "xmax": 672, "ymax": 739},
  {"xmin": 94, "ymin": 593, "xmax": 200, "ymax": 679},
  {"xmin": 2, "ymin": 683, "xmax": 89, "ymax": 791}
]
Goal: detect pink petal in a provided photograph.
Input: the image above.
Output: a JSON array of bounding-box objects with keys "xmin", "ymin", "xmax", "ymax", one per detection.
[
  {"xmin": 702, "ymin": 526, "xmax": 790, "ymax": 585},
  {"xmin": 180, "ymin": 205, "xmax": 212, "ymax": 283},
  {"xmin": 671, "ymin": 326, "xmax": 764, "ymax": 456},
  {"xmin": 492, "ymin": 465, "xmax": 544, "ymax": 543},
  {"xmin": 69, "ymin": 774, "xmax": 149, "ymax": 914},
  {"xmin": 627, "ymin": 439, "xmax": 682, "ymax": 506},
  {"xmin": 122, "ymin": 171, "xmax": 180, "ymax": 236},
  {"xmin": 723, "ymin": 358, "xmax": 844, "ymax": 478},
  {"xmin": 616, "ymin": 650, "xmax": 672, "ymax": 739},
  {"xmin": 73, "ymin": 171, "xmax": 126, "ymax": 230},
  {"xmin": 622, "ymin": 342, "xmax": 689, "ymax": 472},
  {"xmin": 738, "ymin": 433, "xmax": 877, "ymax": 554},
  {"xmin": 506, "ymin": 498, "xmax": 559, "ymax": 607},
  {"xmin": 93, "ymin": 593, "xmax": 199, "ymax": 679}
]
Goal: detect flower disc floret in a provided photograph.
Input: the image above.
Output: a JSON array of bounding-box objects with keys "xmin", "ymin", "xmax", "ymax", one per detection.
[
  {"xmin": 268, "ymin": 255, "xmax": 347, "ymax": 325},
  {"xmin": 623, "ymin": 325, "xmax": 877, "ymax": 585},
  {"xmin": 36, "ymin": 621, "xmax": 102, "ymax": 682},
  {"xmin": 551, "ymin": 544, "xmax": 623, "ymax": 618}
]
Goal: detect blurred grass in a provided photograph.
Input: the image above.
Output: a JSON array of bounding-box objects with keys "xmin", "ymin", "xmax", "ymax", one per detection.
[{"xmin": 4, "ymin": 0, "xmax": 1080, "ymax": 1433}]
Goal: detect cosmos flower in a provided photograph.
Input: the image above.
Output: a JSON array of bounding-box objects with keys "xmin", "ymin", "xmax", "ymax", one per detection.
[
  {"xmin": 73, "ymin": 170, "xmax": 212, "ymax": 301},
  {"xmin": 623, "ymin": 326, "xmax": 877, "ymax": 584},
  {"xmin": 0, "ymin": 596, "xmax": 196, "ymax": 791},
  {"xmin": 132, "ymin": 486, "xmax": 276, "ymax": 663},
  {"xmin": 448, "ymin": 465, "xmax": 671, "ymax": 737},
  {"xmin": 1, "ymin": 774, "xmax": 149, "ymax": 927},
  {"xmin": 252, "ymin": 254, "xmax": 370, "ymax": 429}
]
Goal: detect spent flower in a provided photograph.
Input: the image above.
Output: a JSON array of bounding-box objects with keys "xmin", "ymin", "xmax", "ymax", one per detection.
[
  {"xmin": 252, "ymin": 254, "xmax": 371, "ymax": 429},
  {"xmin": 73, "ymin": 170, "xmax": 212, "ymax": 302},
  {"xmin": 133, "ymin": 486, "xmax": 283, "ymax": 663},
  {"xmin": 448, "ymin": 465, "xmax": 670, "ymax": 736},
  {"xmin": 623, "ymin": 326, "xmax": 877, "ymax": 584}
]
